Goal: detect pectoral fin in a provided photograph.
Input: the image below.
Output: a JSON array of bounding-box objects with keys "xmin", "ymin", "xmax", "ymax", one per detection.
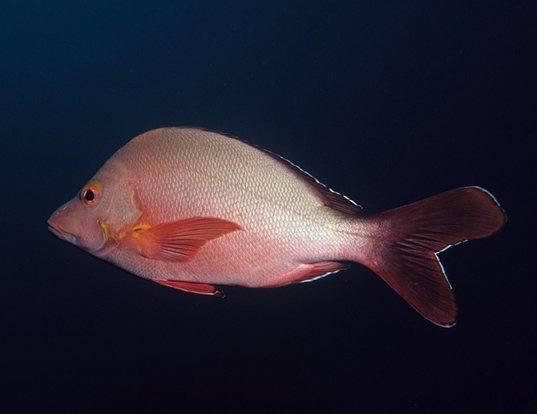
[
  {"xmin": 154, "ymin": 279, "xmax": 225, "ymax": 297},
  {"xmin": 132, "ymin": 217, "xmax": 241, "ymax": 262}
]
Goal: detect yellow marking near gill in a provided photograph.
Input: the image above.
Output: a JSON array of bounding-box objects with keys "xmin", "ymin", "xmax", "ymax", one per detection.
[
  {"xmin": 98, "ymin": 219, "xmax": 114, "ymax": 243},
  {"xmin": 97, "ymin": 219, "xmax": 127, "ymax": 244},
  {"xmin": 131, "ymin": 222, "xmax": 152, "ymax": 239}
]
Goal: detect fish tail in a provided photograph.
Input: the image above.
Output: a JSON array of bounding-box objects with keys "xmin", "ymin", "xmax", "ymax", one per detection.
[{"xmin": 357, "ymin": 186, "xmax": 506, "ymax": 327}]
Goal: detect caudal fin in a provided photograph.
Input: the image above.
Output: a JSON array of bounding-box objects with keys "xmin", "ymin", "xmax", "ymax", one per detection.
[{"xmin": 362, "ymin": 187, "xmax": 506, "ymax": 327}]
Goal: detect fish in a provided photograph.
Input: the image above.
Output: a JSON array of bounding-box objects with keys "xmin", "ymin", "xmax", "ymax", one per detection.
[{"xmin": 48, "ymin": 127, "xmax": 506, "ymax": 327}]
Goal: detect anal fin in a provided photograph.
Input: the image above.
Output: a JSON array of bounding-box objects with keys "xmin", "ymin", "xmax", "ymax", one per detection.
[
  {"xmin": 154, "ymin": 279, "xmax": 225, "ymax": 297},
  {"xmin": 268, "ymin": 261, "xmax": 348, "ymax": 288}
]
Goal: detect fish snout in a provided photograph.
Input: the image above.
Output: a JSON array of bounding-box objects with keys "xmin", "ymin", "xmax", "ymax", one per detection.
[{"xmin": 48, "ymin": 204, "xmax": 77, "ymax": 245}]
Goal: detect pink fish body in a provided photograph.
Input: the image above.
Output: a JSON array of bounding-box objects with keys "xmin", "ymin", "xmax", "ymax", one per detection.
[{"xmin": 48, "ymin": 127, "xmax": 505, "ymax": 327}]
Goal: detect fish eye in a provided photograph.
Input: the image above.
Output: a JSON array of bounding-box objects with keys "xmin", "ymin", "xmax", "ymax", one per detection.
[
  {"xmin": 84, "ymin": 189, "xmax": 95, "ymax": 202},
  {"xmin": 80, "ymin": 181, "xmax": 101, "ymax": 205}
]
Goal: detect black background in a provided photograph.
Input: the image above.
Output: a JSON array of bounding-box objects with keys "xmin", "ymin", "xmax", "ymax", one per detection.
[{"xmin": 1, "ymin": 1, "xmax": 535, "ymax": 413}]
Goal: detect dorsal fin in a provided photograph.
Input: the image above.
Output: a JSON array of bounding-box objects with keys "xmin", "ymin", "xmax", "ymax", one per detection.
[
  {"xmin": 257, "ymin": 148, "xmax": 363, "ymax": 215},
  {"xmin": 181, "ymin": 127, "xmax": 364, "ymax": 216}
]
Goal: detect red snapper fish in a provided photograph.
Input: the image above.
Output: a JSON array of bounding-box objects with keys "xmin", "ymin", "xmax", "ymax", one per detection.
[{"xmin": 48, "ymin": 127, "xmax": 505, "ymax": 327}]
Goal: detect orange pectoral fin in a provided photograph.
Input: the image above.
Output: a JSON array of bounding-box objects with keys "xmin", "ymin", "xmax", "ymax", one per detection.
[
  {"xmin": 132, "ymin": 217, "xmax": 241, "ymax": 262},
  {"xmin": 154, "ymin": 279, "xmax": 225, "ymax": 297}
]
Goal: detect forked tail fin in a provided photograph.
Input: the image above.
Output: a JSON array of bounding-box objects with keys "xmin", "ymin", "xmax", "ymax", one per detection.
[{"xmin": 362, "ymin": 187, "xmax": 506, "ymax": 327}]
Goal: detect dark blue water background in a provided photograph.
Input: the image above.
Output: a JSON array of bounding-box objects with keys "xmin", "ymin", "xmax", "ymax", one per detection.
[{"xmin": 1, "ymin": 1, "xmax": 535, "ymax": 412}]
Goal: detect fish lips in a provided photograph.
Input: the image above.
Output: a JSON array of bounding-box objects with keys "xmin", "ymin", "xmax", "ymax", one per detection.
[{"xmin": 47, "ymin": 218, "xmax": 77, "ymax": 245}]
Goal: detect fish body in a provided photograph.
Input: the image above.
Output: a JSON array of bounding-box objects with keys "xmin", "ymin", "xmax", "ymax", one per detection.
[
  {"xmin": 105, "ymin": 128, "xmax": 361, "ymax": 287},
  {"xmin": 48, "ymin": 127, "xmax": 505, "ymax": 327}
]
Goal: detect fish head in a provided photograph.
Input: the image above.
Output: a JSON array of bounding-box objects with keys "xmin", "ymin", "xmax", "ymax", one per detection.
[{"xmin": 48, "ymin": 159, "xmax": 140, "ymax": 256}]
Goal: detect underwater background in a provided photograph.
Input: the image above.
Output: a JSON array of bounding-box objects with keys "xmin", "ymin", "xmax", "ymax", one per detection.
[{"xmin": 1, "ymin": 1, "xmax": 535, "ymax": 413}]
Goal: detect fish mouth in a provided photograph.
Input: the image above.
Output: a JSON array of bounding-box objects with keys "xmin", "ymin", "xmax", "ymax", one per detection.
[{"xmin": 47, "ymin": 219, "xmax": 77, "ymax": 244}]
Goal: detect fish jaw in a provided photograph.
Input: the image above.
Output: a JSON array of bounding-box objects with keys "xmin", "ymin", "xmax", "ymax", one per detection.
[
  {"xmin": 47, "ymin": 197, "xmax": 106, "ymax": 253},
  {"xmin": 48, "ymin": 202, "xmax": 79, "ymax": 245},
  {"xmin": 48, "ymin": 215, "xmax": 77, "ymax": 245}
]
